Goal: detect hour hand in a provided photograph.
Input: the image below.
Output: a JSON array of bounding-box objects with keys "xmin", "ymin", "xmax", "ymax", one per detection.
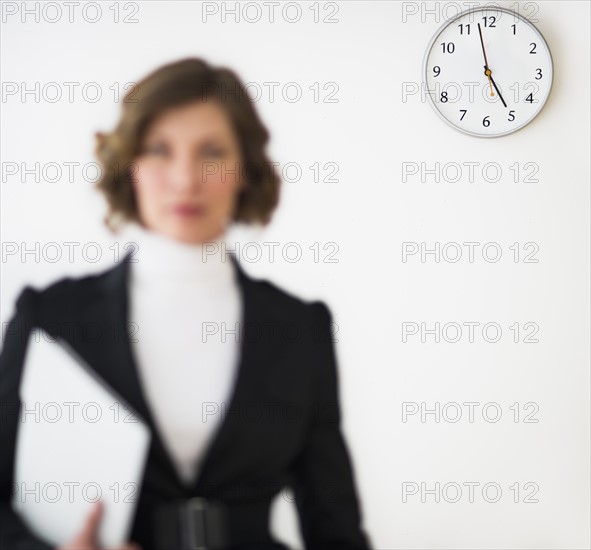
[{"xmin": 488, "ymin": 70, "xmax": 508, "ymax": 108}]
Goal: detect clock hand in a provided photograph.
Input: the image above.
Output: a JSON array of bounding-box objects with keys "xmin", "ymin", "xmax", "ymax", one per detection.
[
  {"xmin": 478, "ymin": 24, "xmax": 496, "ymax": 97},
  {"xmin": 478, "ymin": 22, "xmax": 508, "ymax": 108},
  {"xmin": 484, "ymin": 67, "xmax": 495, "ymax": 97},
  {"xmin": 477, "ymin": 23, "xmax": 490, "ymax": 68},
  {"xmin": 489, "ymin": 73, "xmax": 508, "ymax": 108}
]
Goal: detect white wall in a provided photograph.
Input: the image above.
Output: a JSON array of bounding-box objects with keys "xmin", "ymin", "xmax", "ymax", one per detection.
[{"xmin": 2, "ymin": 1, "xmax": 589, "ymax": 548}]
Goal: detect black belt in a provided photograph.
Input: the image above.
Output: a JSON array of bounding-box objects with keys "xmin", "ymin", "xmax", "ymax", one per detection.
[{"xmin": 151, "ymin": 497, "xmax": 273, "ymax": 550}]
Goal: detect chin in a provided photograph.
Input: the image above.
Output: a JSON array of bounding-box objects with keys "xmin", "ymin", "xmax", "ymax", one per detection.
[
  {"xmin": 166, "ymin": 225, "xmax": 217, "ymax": 245},
  {"xmin": 169, "ymin": 231, "xmax": 205, "ymax": 245}
]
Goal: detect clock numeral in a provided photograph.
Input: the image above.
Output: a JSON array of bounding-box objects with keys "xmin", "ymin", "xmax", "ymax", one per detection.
[
  {"xmin": 433, "ymin": 66, "xmax": 441, "ymax": 77},
  {"xmin": 482, "ymin": 15, "xmax": 496, "ymax": 27},
  {"xmin": 511, "ymin": 23, "xmax": 517, "ymax": 35},
  {"xmin": 458, "ymin": 23, "xmax": 471, "ymax": 35},
  {"xmin": 522, "ymin": 82, "xmax": 540, "ymax": 103},
  {"xmin": 529, "ymin": 42, "xmax": 537, "ymax": 54},
  {"xmin": 440, "ymin": 91, "xmax": 449, "ymax": 103},
  {"xmin": 508, "ymin": 110, "xmax": 516, "ymax": 122},
  {"xmin": 535, "ymin": 68, "xmax": 542, "ymax": 80},
  {"xmin": 459, "ymin": 109, "xmax": 467, "ymax": 121},
  {"xmin": 440, "ymin": 42, "xmax": 455, "ymax": 54},
  {"xmin": 482, "ymin": 116, "xmax": 491, "ymax": 127}
]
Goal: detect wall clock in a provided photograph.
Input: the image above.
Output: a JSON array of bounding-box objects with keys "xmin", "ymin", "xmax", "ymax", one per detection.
[{"xmin": 423, "ymin": 7, "xmax": 553, "ymax": 137}]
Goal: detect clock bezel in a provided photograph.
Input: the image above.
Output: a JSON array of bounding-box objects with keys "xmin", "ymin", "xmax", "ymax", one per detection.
[{"xmin": 422, "ymin": 6, "xmax": 554, "ymax": 138}]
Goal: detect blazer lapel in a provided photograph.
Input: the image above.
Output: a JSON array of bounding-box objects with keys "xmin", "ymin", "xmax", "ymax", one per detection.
[{"xmin": 98, "ymin": 250, "xmax": 283, "ymax": 496}]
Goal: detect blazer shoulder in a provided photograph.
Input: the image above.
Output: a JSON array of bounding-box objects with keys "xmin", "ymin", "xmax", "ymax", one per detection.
[
  {"xmin": 243, "ymin": 269, "xmax": 332, "ymax": 323},
  {"xmin": 12, "ymin": 262, "xmax": 120, "ymax": 321}
]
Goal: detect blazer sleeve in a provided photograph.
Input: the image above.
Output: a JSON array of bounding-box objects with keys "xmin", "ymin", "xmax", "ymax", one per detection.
[
  {"xmin": 290, "ymin": 301, "xmax": 372, "ymax": 550},
  {"xmin": 0, "ymin": 287, "xmax": 55, "ymax": 550}
]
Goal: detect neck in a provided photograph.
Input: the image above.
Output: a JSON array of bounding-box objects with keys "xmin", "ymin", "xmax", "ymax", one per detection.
[{"xmin": 122, "ymin": 222, "xmax": 235, "ymax": 283}]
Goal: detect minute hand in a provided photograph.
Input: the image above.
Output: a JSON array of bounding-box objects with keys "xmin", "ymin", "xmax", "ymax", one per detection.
[{"xmin": 477, "ymin": 22, "xmax": 490, "ymax": 67}]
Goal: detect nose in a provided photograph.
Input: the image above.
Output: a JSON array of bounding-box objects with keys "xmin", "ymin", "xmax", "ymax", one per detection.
[{"xmin": 168, "ymin": 155, "xmax": 203, "ymax": 192}]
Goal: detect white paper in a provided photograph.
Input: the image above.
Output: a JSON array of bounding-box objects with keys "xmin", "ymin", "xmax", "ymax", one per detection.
[{"xmin": 11, "ymin": 329, "xmax": 151, "ymax": 548}]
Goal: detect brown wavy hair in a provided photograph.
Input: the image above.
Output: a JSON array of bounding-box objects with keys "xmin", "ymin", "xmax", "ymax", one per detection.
[{"xmin": 94, "ymin": 57, "xmax": 281, "ymax": 232}]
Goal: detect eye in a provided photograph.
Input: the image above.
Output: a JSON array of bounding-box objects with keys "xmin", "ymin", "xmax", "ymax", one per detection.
[
  {"xmin": 202, "ymin": 145, "xmax": 226, "ymax": 158},
  {"xmin": 143, "ymin": 142, "xmax": 168, "ymax": 156}
]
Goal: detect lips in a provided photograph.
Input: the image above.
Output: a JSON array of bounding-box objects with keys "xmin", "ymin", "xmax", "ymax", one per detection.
[{"xmin": 172, "ymin": 204, "xmax": 205, "ymax": 216}]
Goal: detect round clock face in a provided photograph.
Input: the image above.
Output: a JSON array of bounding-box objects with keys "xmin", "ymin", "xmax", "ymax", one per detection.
[{"xmin": 423, "ymin": 7, "xmax": 553, "ymax": 137}]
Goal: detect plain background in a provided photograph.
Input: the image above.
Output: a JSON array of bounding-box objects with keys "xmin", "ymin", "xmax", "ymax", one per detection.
[{"xmin": 1, "ymin": 1, "xmax": 590, "ymax": 548}]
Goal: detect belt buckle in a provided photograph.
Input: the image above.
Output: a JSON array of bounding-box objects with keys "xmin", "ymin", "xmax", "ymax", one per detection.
[{"xmin": 182, "ymin": 497, "xmax": 208, "ymax": 550}]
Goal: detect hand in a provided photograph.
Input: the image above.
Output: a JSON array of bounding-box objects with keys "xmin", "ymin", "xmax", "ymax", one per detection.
[
  {"xmin": 57, "ymin": 500, "xmax": 142, "ymax": 550},
  {"xmin": 477, "ymin": 22, "xmax": 508, "ymax": 108}
]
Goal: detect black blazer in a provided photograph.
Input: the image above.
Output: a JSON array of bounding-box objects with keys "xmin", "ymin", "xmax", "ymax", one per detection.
[{"xmin": 0, "ymin": 251, "xmax": 372, "ymax": 550}]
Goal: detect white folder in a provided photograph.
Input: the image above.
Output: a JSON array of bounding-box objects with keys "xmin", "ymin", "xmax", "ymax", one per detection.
[{"xmin": 11, "ymin": 329, "xmax": 151, "ymax": 548}]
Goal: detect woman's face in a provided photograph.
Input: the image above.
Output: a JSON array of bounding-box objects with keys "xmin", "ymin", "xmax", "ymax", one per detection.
[{"xmin": 132, "ymin": 99, "xmax": 244, "ymax": 244}]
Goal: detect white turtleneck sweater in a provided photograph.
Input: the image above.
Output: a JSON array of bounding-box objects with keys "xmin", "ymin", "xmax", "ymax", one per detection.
[{"xmin": 122, "ymin": 222, "xmax": 242, "ymax": 486}]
